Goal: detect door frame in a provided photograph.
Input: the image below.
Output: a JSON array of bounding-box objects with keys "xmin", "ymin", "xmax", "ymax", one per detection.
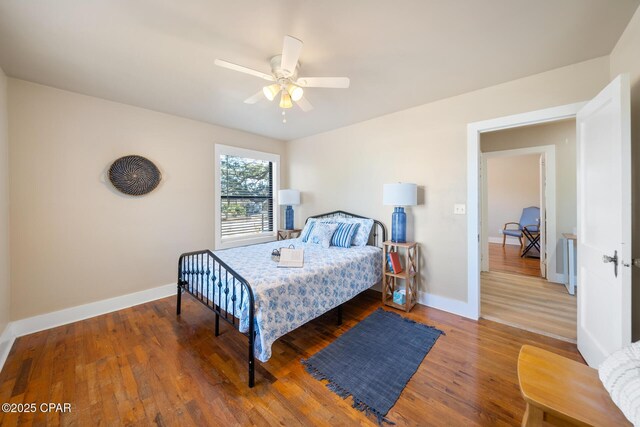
[
  {"xmin": 480, "ymin": 146, "xmax": 558, "ymax": 282},
  {"xmin": 466, "ymin": 102, "xmax": 585, "ymax": 320}
]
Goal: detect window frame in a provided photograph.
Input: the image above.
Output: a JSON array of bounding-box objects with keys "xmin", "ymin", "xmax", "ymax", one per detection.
[{"xmin": 214, "ymin": 144, "xmax": 280, "ymax": 249}]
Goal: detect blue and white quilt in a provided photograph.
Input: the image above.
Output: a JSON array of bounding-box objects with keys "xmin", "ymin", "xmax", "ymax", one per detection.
[{"xmin": 211, "ymin": 238, "xmax": 382, "ymax": 362}]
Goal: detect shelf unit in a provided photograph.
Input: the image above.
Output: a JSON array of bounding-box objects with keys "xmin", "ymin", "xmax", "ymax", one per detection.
[{"xmin": 382, "ymin": 241, "xmax": 418, "ymax": 312}]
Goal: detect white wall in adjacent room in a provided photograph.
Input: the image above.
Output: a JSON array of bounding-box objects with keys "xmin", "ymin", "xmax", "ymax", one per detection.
[
  {"xmin": 481, "ymin": 119, "xmax": 577, "ymax": 275},
  {"xmin": 486, "ymin": 154, "xmax": 540, "ymax": 243}
]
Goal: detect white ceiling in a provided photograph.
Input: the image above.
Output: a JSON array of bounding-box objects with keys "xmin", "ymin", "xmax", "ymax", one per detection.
[{"xmin": 0, "ymin": 1, "xmax": 638, "ymax": 141}]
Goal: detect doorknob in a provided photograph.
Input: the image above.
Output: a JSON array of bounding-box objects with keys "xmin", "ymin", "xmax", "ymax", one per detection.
[{"xmin": 603, "ymin": 250, "xmax": 618, "ymax": 277}]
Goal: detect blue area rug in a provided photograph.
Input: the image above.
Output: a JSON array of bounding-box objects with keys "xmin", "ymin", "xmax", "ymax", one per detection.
[{"xmin": 302, "ymin": 308, "xmax": 444, "ymax": 425}]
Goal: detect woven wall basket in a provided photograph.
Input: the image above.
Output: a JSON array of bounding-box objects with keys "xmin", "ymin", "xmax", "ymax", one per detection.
[{"xmin": 108, "ymin": 155, "xmax": 161, "ymax": 196}]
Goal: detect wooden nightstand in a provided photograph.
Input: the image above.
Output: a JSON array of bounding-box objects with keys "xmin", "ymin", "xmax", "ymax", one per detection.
[
  {"xmin": 277, "ymin": 229, "xmax": 302, "ymax": 241},
  {"xmin": 382, "ymin": 241, "xmax": 418, "ymax": 312}
]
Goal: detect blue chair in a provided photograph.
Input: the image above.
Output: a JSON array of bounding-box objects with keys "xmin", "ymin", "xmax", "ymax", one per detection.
[{"xmin": 502, "ymin": 207, "xmax": 540, "ymax": 256}]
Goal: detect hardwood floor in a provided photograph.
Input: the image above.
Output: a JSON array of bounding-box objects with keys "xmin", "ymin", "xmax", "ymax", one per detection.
[
  {"xmin": 0, "ymin": 290, "xmax": 581, "ymax": 426},
  {"xmin": 488, "ymin": 242, "xmax": 540, "ymax": 277},
  {"xmin": 481, "ymin": 271, "xmax": 576, "ymax": 342}
]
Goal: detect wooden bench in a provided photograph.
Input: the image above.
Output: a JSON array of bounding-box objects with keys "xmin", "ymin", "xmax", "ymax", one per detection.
[{"xmin": 517, "ymin": 345, "xmax": 630, "ymax": 426}]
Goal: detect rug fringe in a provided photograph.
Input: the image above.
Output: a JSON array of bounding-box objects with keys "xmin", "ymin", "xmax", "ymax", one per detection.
[{"xmin": 301, "ymin": 359, "xmax": 396, "ymax": 426}]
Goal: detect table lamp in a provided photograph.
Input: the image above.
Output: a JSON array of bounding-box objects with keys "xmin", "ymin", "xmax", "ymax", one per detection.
[
  {"xmin": 278, "ymin": 189, "xmax": 300, "ymax": 230},
  {"xmin": 383, "ymin": 183, "xmax": 417, "ymax": 243}
]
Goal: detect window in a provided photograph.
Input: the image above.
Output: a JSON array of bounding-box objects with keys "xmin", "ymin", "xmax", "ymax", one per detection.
[{"xmin": 215, "ymin": 145, "xmax": 280, "ymax": 248}]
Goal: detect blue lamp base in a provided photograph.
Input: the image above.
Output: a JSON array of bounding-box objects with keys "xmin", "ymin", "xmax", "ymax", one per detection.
[
  {"xmin": 391, "ymin": 207, "xmax": 407, "ymax": 243},
  {"xmin": 285, "ymin": 205, "xmax": 294, "ymax": 230}
]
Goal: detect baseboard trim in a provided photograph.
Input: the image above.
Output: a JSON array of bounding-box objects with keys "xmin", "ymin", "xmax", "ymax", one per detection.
[
  {"xmin": 0, "ymin": 283, "xmax": 177, "ymax": 373},
  {"xmin": 371, "ymin": 283, "xmax": 476, "ymax": 319},
  {"xmin": 11, "ymin": 283, "xmax": 176, "ymax": 338},
  {"xmin": 417, "ymin": 291, "xmax": 476, "ymax": 319},
  {"xmin": 0, "ymin": 323, "xmax": 15, "ymax": 373},
  {"xmin": 488, "ymin": 236, "xmax": 520, "ymax": 246}
]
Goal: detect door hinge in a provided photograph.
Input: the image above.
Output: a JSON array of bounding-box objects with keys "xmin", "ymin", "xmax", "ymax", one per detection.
[{"xmin": 624, "ymin": 259, "xmax": 640, "ymax": 268}]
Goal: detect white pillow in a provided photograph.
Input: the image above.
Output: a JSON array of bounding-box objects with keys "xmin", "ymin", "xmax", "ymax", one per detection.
[
  {"xmin": 599, "ymin": 340, "xmax": 640, "ymax": 425},
  {"xmin": 307, "ymin": 222, "xmax": 339, "ymax": 248}
]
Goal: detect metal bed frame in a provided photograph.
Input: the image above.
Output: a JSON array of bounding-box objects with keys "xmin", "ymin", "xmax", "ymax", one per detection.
[{"xmin": 176, "ymin": 210, "xmax": 386, "ymax": 387}]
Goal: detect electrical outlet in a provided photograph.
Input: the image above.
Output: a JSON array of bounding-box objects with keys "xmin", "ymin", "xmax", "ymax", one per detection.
[{"xmin": 454, "ymin": 204, "xmax": 466, "ymax": 215}]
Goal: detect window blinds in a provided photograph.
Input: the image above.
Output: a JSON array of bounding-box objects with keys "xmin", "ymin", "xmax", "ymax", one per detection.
[{"xmin": 220, "ymin": 155, "xmax": 274, "ymax": 238}]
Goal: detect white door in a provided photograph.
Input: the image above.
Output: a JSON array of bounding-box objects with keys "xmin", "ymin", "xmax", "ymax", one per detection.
[
  {"xmin": 577, "ymin": 74, "xmax": 632, "ymax": 367},
  {"xmin": 539, "ymin": 154, "xmax": 547, "ymax": 278}
]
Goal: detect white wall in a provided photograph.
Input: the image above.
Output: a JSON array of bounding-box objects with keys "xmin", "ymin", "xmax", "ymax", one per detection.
[
  {"xmin": 8, "ymin": 79, "xmax": 286, "ymax": 320},
  {"xmin": 486, "ymin": 154, "xmax": 540, "ymax": 243},
  {"xmin": 610, "ymin": 5, "xmax": 640, "ymax": 341},
  {"xmin": 287, "ymin": 56, "xmax": 609, "ymax": 304},
  {"xmin": 0, "ymin": 67, "xmax": 9, "ymax": 336}
]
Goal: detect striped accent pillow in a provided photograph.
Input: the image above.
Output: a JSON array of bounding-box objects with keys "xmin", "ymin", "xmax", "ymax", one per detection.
[
  {"xmin": 330, "ymin": 222, "xmax": 360, "ymax": 248},
  {"xmin": 301, "ymin": 219, "xmax": 317, "ymax": 242},
  {"xmin": 343, "ymin": 218, "xmax": 374, "ymax": 246}
]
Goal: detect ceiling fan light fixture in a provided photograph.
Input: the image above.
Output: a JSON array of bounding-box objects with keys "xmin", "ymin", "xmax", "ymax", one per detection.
[
  {"xmin": 215, "ymin": 36, "xmax": 345, "ymax": 117},
  {"xmin": 279, "ymin": 91, "xmax": 293, "ymax": 109},
  {"xmin": 286, "ymin": 84, "xmax": 304, "ymax": 101},
  {"xmin": 263, "ymin": 84, "xmax": 281, "ymax": 101}
]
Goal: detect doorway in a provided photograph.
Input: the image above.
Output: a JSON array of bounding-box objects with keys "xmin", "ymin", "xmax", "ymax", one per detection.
[
  {"xmin": 478, "ymin": 122, "xmax": 576, "ymax": 342},
  {"xmin": 466, "ymin": 105, "xmax": 582, "ymax": 342},
  {"xmin": 481, "ymin": 146, "xmax": 555, "ymax": 279},
  {"xmin": 467, "ymin": 75, "xmax": 633, "ymax": 367}
]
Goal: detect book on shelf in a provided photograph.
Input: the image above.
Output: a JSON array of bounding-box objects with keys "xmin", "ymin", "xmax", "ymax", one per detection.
[
  {"xmin": 388, "ymin": 252, "xmax": 403, "ymax": 274},
  {"xmin": 278, "ymin": 247, "xmax": 304, "ymax": 268},
  {"xmin": 386, "ymin": 253, "xmax": 394, "ymax": 273}
]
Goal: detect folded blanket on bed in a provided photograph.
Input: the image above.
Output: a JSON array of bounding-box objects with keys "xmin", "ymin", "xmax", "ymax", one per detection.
[{"xmin": 599, "ymin": 341, "xmax": 640, "ymax": 426}]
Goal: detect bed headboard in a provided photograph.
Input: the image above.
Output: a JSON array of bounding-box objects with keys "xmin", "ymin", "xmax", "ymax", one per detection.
[{"xmin": 305, "ymin": 210, "xmax": 387, "ymax": 248}]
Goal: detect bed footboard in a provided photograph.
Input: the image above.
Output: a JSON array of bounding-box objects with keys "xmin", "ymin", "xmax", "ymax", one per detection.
[{"xmin": 177, "ymin": 249, "xmax": 256, "ymax": 387}]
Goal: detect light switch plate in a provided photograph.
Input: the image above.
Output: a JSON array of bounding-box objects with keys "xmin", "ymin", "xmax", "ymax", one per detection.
[{"xmin": 454, "ymin": 204, "xmax": 466, "ymax": 215}]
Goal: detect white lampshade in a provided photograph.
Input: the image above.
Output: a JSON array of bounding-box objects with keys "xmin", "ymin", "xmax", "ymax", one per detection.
[
  {"xmin": 279, "ymin": 189, "xmax": 300, "ymax": 206},
  {"xmin": 286, "ymin": 84, "xmax": 304, "ymax": 101},
  {"xmin": 263, "ymin": 84, "xmax": 281, "ymax": 101},
  {"xmin": 383, "ymin": 183, "xmax": 417, "ymax": 206}
]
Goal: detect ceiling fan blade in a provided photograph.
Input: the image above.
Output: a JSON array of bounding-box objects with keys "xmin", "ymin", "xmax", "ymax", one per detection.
[
  {"xmin": 214, "ymin": 59, "xmax": 274, "ymax": 81},
  {"xmin": 296, "ymin": 77, "xmax": 350, "ymax": 88},
  {"xmin": 296, "ymin": 96, "xmax": 314, "ymax": 112},
  {"xmin": 244, "ymin": 90, "xmax": 265, "ymax": 104},
  {"xmin": 280, "ymin": 35, "xmax": 303, "ymax": 76}
]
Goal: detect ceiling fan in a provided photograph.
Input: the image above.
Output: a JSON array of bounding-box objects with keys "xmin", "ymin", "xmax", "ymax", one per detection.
[{"xmin": 214, "ymin": 35, "xmax": 350, "ymax": 116}]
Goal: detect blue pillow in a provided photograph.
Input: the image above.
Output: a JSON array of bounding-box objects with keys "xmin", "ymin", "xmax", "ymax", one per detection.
[
  {"xmin": 301, "ymin": 219, "xmax": 316, "ymax": 242},
  {"xmin": 342, "ymin": 218, "xmax": 374, "ymax": 246},
  {"xmin": 331, "ymin": 222, "xmax": 360, "ymax": 248}
]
